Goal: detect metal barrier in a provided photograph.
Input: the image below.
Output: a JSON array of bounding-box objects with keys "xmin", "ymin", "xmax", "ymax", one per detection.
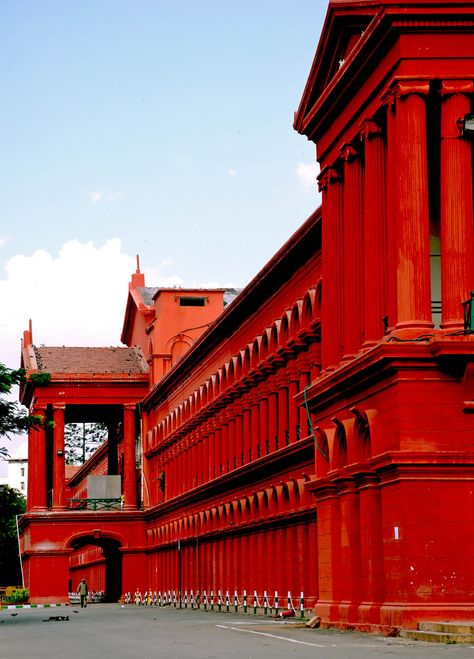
[{"xmin": 121, "ymin": 589, "xmax": 306, "ymax": 618}]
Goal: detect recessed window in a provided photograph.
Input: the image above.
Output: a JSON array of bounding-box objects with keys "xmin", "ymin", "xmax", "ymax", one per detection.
[
  {"xmin": 21, "ymin": 468, "xmax": 25, "ymax": 476},
  {"xmin": 177, "ymin": 297, "xmax": 207, "ymax": 307}
]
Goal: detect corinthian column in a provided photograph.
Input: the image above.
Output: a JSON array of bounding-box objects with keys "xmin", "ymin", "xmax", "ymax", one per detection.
[
  {"xmin": 360, "ymin": 119, "xmax": 387, "ymax": 345},
  {"xmin": 392, "ymin": 81, "xmax": 432, "ymax": 329},
  {"xmin": 440, "ymin": 80, "xmax": 474, "ymax": 329},
  {"xmin": 27, "ymin": 405, "xmax": 47, "ymax": 511},
  {"xmin": 123, "ymin": 403, "xmax": 137, "ymax": 509},
  {"xmin": 340, "ymin": 144, "xmax": 364, "ymax": 358},
  {"xmin": 52, "ymin": 404, "xmax": 66, "ymax": 509},
  {"xmin": 319, "ymin": 166, "xmax": 343, "ymax": 370}
]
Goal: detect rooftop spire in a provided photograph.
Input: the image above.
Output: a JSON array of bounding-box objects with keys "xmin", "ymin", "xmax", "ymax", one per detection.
[{"xmin": 130, "ymin": 255, "xmax": 145, "ymax": 289}]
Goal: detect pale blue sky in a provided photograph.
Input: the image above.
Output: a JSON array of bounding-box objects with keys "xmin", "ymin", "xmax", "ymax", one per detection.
[
  {"xmin": 1, "ymin": 0, "xmax": 325, "ymax": 288},
  {"xmin": 0, "ymin": 1, "xmax": 327, "ymax": 461}
]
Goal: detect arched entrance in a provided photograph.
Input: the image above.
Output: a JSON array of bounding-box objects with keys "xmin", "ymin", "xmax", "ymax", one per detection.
[{"xmin": 68, "ymin": 535, "xmax": 123, "ymax": 603}]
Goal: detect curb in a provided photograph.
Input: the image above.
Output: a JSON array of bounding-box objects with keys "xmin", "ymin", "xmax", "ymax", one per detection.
[{"xmin": 1, "ymin": 603, "xmax": 65, "ymax": 610}]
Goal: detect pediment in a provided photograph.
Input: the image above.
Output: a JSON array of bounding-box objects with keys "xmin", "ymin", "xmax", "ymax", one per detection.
[{"xmin": 294, "ymin": 2, "xmax": 377, "ymax": 132}]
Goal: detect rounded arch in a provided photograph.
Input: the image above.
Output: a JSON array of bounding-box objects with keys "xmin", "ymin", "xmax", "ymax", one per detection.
[
  {"xmin": 279, "ymin": 312, "xmax": 290, "ymax": 349},
  {"xmin": 269, "ymin": 321, "xmax": 280, "ymax": 354},
  {"xmin": 332, "ymin": 418, "xmax": 348, "ymax": 470},
  {"xmin": 315, "ymin": 427, "xmax": 330, "ymax": 477},
  {"xmin": 302, "ymin": 288, "xmax": 317, "ymax": 329},
  {"xmin": 227, "ymin": 358, "xmax": 235, "ymax": 387},
  {"xmin": 235, "ymin": 352, "xmax": 243, "ymax": 382},
  {"xmin": 260, "ymin": 329, "xmax": 271, "ymax": 361},
  {"xmin": 242, "ymin": 345, "xmax": 251, "ymax": 376},
  {"xmin": 290, "ymin": 300, "xmax": 303, "ymax": 339},
  {"xmin": 250, "ymin": 338, "xmax": 261, "ymax": 370},
  {"xmin": 351, "ymin": 407, "xmax": 374, "ymax": 462}
]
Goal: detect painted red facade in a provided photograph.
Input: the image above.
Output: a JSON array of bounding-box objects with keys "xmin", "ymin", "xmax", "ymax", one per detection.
[{"xmin": 19, "ymin": 0, "xmax": 474, "ymax": 632}]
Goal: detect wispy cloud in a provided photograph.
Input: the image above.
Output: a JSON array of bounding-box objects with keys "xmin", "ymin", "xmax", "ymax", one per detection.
[
  {"xmin": 88, "ymin": 190, "xmax": 122, "ymax": 205},
  {"xmin": 0, "ymin": 237, "xmax": 8, "ymax": 247},
  {"xmin": 296, "ymin": 162, "xmax": 319, "ymax": 188},
  {"xmin": 228, "ymin": 169, "xmax": 237, "ymax": 177}
]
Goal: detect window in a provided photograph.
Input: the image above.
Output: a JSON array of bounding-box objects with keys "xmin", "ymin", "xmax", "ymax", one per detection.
[
  {"xmin": 21, "ymin": 468, "xmax": 25, "ymax": 477},
  {"xmin": 177, "ymin": 296, "xmax": 207, "ymax": 307},
  {"xmin": 21, "ymin": 482, "xmax": 25, "ymax": 490}
]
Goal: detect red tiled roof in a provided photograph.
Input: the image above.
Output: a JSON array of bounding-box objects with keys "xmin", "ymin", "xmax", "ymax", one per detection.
[{"xmin": 32, "ymin": 346, "xmax": 148, "ymax": 374}]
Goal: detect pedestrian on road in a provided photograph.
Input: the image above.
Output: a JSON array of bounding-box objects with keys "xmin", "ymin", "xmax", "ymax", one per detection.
[{"xmin": 77, "ymin": 578, "xmax": 88, "ymax": 608}]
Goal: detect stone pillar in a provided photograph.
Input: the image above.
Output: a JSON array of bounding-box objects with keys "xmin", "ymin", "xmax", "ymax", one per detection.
[
  {"xmin": 250, "ymin": 400, "xmax": 260, "ymax": 461},
  {"xmin": 393, "ymin": 81, "xmax": 433, "ymax": 329},
  {"xmin": 319, "ymin": 166, "xmax": 344, "ymax": 369},
  {"xmin": 277, "ymin": 379, "xmax": 289, "ymax": 448},
  {"xmin": 341, "ymin": 144, "xmax": 364, "ymax": 359},
  {"xmin": 27, "ymin": 405, "xmax": 47, "ymax": 511},
  {"xmin": 242, "ymin": 404, "xmax": 251, "ymax": 463},
  {"xmin": 337, "ymin": 480, "xmax": 361, "ymax": 624},
  {"xmin": 258, "ymin": 393, "xmax": 268, "ymax": 455},
  {"xmin": 123, "ymin": 403, "xmax": 137, "ymax": 509},
  {"xmin": 358, "ymin": 474, "xmax": 384, "ymax": 625},
  {"xmin": 360, "ymin": 119, "xmax": 387, "ymax": 345},
  {"xmin": 52, "ymin": 404, "xmax": 66, "ymax": 509},
  {"xmin": 287, "ymin": 368, "xmax": 300, "ymax": 443},
  {"xmin": 234, "ymin": 406, "xmax": 244, "ymax": 467},
  {"xmin": 440, "ymin": 80, "xmax": 474, "ymax": 329}
]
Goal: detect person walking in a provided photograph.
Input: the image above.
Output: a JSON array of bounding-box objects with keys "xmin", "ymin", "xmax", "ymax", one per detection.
[{"xmin": 77, "ymin": 578, "xmax": 88, "ymax": 608}]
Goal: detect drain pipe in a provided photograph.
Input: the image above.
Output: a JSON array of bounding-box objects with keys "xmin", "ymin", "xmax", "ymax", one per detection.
[{"xmin": 16, "ymin": 514, "xmax": 24, "ymax": 588}]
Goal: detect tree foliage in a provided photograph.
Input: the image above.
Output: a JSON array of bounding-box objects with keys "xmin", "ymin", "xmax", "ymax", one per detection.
[
  {"xmin": 65, "ymin": 422, "xmax": 109, "ymax": 465},
  {"xmin": 0, "ymin": 363, "xmax": 49, "ymax": 459},
  {"xmin": 0, "ymin": 485, "xmax": 26, "ymax": 586}
]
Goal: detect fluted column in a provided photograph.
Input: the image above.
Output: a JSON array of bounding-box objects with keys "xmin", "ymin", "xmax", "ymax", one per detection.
[
  {"xmin": 360, "ymin": 119, "xmax": 387, "ymax": 345},
  {"xmin": 393, "ymin": 81, "xmax": 432, "ymax": 329},
  {"xmin": 123, "ymin": 403, "xmax": 137, "ymax": 509},
  {"xmin": 52, "ymin": 404, "xmax": 66, "ymax": 509},
  {"xmin": 318, "ymin": 166, "xmax": 344, "ymax": 369},
  {"xmin": 276, "ymin": 378, "xmax": 289, "ymax": 448},
  {"xmin": 341, "ymin": 143, "xmax": 364, "ymax": 359},
  {"xmin": 440, "ymin": 80, "xmax": 474, "ymax": 328},
  {"xmin": 27, "ymin": 405, "xmax": 47, "ymax": 511},
  {"xmin": 287, "ymin": 364, "xmax": 300, "ymax": 443}
]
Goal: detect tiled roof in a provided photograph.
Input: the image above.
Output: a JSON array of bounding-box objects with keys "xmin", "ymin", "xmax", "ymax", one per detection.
[
  {"xmin": 137, "ymin": 287, "xmax": 159, "ymax": 306},
  {"xmin": 32, "ymin": 346, "xmax": 149, "ymax": 374}
]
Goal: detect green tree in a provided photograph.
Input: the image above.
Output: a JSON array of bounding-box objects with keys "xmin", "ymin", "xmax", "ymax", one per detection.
[
  {"xmin": 0, "ymin": 363, "xmax": 49, "ymax": 459},
  {"xmin": 65, "ymin": 422, "xmax": 109, "ymax": 465},
  {"xmin": 0, "ymin": 485, "xmax": 26, "ymax": 586}
]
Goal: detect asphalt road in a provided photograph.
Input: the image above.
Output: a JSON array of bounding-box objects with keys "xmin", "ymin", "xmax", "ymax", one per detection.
[{"xmin": 1, "ymin": 604, "xmax": 472, "ymax": 659}]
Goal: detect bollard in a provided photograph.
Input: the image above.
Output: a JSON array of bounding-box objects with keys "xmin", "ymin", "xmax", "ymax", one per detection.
[
  {"xmin": 173, "ymin": 590, "xmax": 177, "ymax": 608},
  {"xmin": 210, "ymin": 590, "xmax": 214, "ymax": 611},
  {"xmin": 225, "ymin": 590, "xmax": 230, "ymax": 612},
  {"xmin": 263, "ymin": 590, "xmax": 268, "ymax": 616},
  {"xmin": 184, "ymin": 590, "xmax": 188, "ymax": 609},
  {"xmin": 234, "ymin": 590, "xmax": 238, "ymax": 613},
  {"xmin": 218, "ymin": 590, "xmax": 222, "ymax": 612},
  {"xmin": 287, "ymin": 591, "xmax": 291, "ymax": 611},
  {"xmin": 274, "ymin": 591, "xmax": 279, "ymax": 617},
  {"xmin": 253, "ymin": 591, "xmax": 257, "ymax": 615},
  {"xmin": 300, "ymin": 592, "xmax": 304, "ymax": 618},
  {"xmin": 243, "ymin": 590, "xmax": 247, "ymax": 614},
  {"xmin": 204, "ymin": 590, "xmax": 208, "ymax": 611}
]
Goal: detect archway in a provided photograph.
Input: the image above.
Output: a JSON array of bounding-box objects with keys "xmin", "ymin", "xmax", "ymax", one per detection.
[{"xmin": 68, "ymin": 535, "xmax": 123, "ymax": 603}]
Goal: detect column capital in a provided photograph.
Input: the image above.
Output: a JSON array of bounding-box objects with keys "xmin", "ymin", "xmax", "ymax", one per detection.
[
  {"xmin": 440, "ymin": 79, "xmax": 474, "ymax": 98},
  {"xmin": 359, "ymin": 118, "xmax": 382, "ymax": 141},
  {"xmin": 53, "ymin": 403, "xmax": 66, "ymax": 412},
  {"xmin": 339, "ymin": 143, "xmax": 360, "ymax": 162},
  {"xmin": 32, "ymin": 404, "xmax": 47, "ymax": 416},
  {"xmin": 123, "ymin": 402, "xmax": 136, "ymax": 412},
  {"xmin": 317, "ymin": 165, "xmax": 341, "ymax": 191},
  {"xmin": 393, "ymin": 80, "xmax": 430, "ymax": 100}
]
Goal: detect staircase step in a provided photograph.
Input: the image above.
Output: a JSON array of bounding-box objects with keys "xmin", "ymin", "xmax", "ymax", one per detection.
[
  {"xmin": 419, "ymin": 621, "xmax": 474, "ymax": 634},
  {"xmin": 400, "ymin": 629, "xmax": 474, "ymax": 644}
]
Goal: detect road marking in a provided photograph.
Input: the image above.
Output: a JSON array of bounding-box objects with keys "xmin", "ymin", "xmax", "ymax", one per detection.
[{"xmin": 216, "ymin": 624, "xmax": 329, "ymax": 647}]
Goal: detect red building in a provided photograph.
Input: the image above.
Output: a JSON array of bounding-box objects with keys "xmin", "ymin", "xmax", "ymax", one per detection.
[{"xmin": 19, "ymin": 0, "xmax": 474, "ymax": 632}]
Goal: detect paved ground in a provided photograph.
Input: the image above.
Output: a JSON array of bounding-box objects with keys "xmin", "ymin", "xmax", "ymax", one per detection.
[{"xmin": 1, "ymin": 604, "xmax": 473, "ymax": 659}]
